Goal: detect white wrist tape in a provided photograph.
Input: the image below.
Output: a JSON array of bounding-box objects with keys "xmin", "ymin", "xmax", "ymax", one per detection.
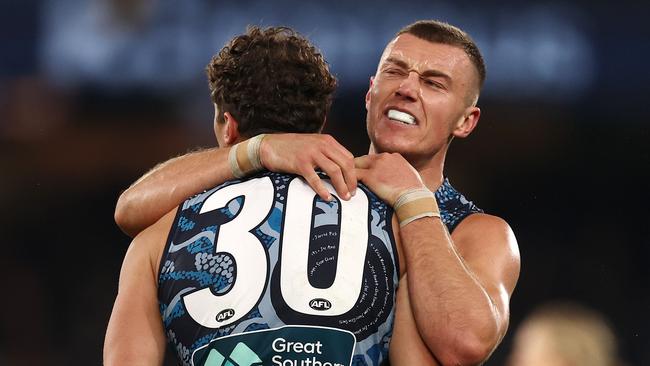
[
  {"xmin": 394, "ymin": 188, "xmax": 441, "ymax": 227},
  {"xmin": 229, "ymin": 134, "xmax": 266, "ymax": 178}
]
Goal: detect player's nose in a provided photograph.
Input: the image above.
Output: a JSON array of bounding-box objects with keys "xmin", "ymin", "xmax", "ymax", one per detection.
[{"xmin": 395, "ymin": 71, "xmax": 419, "ymax": 101}]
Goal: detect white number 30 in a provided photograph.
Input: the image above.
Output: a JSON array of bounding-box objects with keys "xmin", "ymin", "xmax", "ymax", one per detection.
[{"xmin": 183, "ymin": 176, "xmax": 369, "ymax": 328}]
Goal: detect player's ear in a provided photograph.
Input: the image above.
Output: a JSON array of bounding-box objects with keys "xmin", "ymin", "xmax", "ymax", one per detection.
[
  {"xmin": 223, "ymin": 112, "xmax": 241, "ymax": 145},
  {"xmin": 452, "ymin": 106, "xmax": 480, "ymax": 139},
  {"xmin": 365, "ymin": 76, "xmax": 374, "ymax": 110}
]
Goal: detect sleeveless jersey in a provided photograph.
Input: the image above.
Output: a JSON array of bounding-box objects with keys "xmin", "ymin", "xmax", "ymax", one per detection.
[
  {"xmin": 158, "ymin": 172, "xmax": 481, "ymax": 366},
  {"xmin": 436, "ymin": 178, "xmax": 484, "ymax": 233}
]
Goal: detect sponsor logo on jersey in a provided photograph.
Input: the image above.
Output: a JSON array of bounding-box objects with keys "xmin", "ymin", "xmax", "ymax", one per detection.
[
  {"xmin": 192, "ymin": 325, "xmax": 355, "ymax": 366},
  {"xmin": 203, "ymin": 342, "xmax": 261, "ymax": 366}
]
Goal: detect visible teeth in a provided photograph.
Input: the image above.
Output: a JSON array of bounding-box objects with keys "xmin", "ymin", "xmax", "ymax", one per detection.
[{"xmin": 387, "ymin": 109, "xmax": 415, "ymax": 125}]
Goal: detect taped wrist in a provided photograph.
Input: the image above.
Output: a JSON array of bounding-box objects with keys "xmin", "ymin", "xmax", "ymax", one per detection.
[
  {"xmin": 394, "ymin": 188, "xmax": 441, "ymax": 227},
  {"xmin": 228, "ymin": 134, "xmax": 266, "ymax": 178}
]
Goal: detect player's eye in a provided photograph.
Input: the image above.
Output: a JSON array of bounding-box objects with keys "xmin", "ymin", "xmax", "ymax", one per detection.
[
  {"xmin": 383, "ymin": 68, "xmax": 406, "ymax": 77},
  {"xmin": 422, "ymin": 78, "xmax": 444, "ymax": 89}
]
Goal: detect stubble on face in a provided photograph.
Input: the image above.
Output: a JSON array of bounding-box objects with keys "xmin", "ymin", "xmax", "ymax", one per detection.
[{"xmin": 365, "ymin": 34, "xmax": 479, "ymax": 163}]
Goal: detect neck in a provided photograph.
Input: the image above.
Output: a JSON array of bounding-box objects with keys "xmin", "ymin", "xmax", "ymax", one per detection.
[
  {"xmin": 368, "ymin": 143, "xmax": 447, "ymax": 191},
  {"xmin": 411, "ymin": 150, "xmax": 446, "ymax": 192}
]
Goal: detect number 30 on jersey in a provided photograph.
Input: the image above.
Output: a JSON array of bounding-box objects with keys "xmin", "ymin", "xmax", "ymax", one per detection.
[{"xmin": 183, "ymin": 176, "xmax": 369, "ymax": 328}]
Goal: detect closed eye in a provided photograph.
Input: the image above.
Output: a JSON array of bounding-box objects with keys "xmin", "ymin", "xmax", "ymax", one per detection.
[
  {"xmin": 422, "ymin": 77, "xmax": 445, "ymax": 90},
  {"xmin": 383, "ymin": 68, "xmax": 407, "ymax": 77}
]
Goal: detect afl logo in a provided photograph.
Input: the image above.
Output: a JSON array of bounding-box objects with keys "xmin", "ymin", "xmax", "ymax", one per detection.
[
  {"xmin": 216, "ymin": 308, "xmax": 235, "ymax": 322},
  {"xmin": 309, "ymin": 298, "xmax": 332, "ymax": 311}
]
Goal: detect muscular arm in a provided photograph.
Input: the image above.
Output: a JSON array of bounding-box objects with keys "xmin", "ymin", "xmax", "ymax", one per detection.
[
  {"xmin": 356, "ymin": 153, "xmax": 520, "ymax": 365},
  {"xmin": 397, "ymin": 213, "xmax": 519, "ymax": 365},
  {"xmin": 115, "ymin": 147, "xmax": 232, "ymax": 237},
  {"xmin": 115, "ymin": 134, "xmax": 356, "ymax": 237},
  {"xmin": 390, "ymin": 274, "xmax": 440, "ymax": 365},
  {"xmin": 104, "ymin": 210, "xmax": 177, "ymax": 365}
]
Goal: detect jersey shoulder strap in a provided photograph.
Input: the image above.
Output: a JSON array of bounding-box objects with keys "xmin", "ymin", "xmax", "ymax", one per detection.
[{"xmin": 436, "ymin": 178, "xmax": 484, "ymax": 233}]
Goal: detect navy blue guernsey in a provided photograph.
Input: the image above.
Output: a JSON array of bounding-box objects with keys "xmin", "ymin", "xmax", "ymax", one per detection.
[
  {"xmin": 436, "ymin": 178, "xmax": 484, "ymax": 232},
  {"xmin": 158, "ymin": 172, "xmax": 480, "ymax": 366}
]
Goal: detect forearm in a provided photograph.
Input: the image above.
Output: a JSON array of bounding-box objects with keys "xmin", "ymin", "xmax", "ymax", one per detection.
[
  {"xmin": 103, "ymin": 299, "xmax": 166, "ymax": 366},
  {"xmin": 390, "ymin": 275, "xmax": 441, "ymax": 365},
  {"xmin": 115, "ymin": 133, "xmax": 360, "ymax": 237},
  {"xmin": 115, "ymin": 147, "xmax": 232, "ymax": 236},
  {"xmin": 400, "ymin": 218, "xmax": 500, "ymax": 365},
  {"xmin": 104, "ymin": 228, "xmax": 168, "ymax": 365}
]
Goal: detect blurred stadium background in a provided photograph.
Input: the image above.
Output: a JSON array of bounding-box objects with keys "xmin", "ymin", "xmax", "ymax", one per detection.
[{"xmin": 1, "ymin": 0, "xmax": 648, "ymax": 364}]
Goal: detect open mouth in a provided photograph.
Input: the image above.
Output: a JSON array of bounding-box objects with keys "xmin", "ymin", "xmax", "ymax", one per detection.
[{"xmin": 387, "ymin": 109, "xmax": 416, "ymax": 125}]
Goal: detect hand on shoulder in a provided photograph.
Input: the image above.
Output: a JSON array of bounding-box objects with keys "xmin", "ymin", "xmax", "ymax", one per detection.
[{"xmin": 260, "ymin": 133, "xmax": 357, "ymax": 202}]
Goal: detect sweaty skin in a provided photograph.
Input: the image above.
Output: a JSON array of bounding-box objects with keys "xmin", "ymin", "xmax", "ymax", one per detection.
[
  {"xmin": 361, "ymin": 34, "xmax": 519, "ymax": 365},
  {"xmin": 107, "ymin": 131, "xmax": 435, "ymax": 366},
  {"xmin": 366, "ymin": 34, "xmax": 480, "ymax": 176},
  {"xmin": 377, "ymin": 45, "xmax": 474, "ymax": 104},
  {"xmin": 113, "ymin": 31, "xmax": 520, "ymax": 366}
]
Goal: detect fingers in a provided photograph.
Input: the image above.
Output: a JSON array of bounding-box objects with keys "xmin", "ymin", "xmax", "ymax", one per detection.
[
  {"xmin": 301, "ymin": 154, "xmax": 356, "ymax": 202},
  {"xmin": 322, "ymin": 152, "xmax": 356, "ymax": 198},
  {"xmin": 321, "ymin": 136, "xmax": 357, "ymax": 197},
  {"xmin": 342, "ymin": 166, "xmax": 358, "ymax": 197},
  {"xmin": 273, "ymin": 134, "xmax": 358, "ymax": 202},
  {"xmin": 314, "ymin": 155, "xmax": 351, "ymax": 200},
  {"xmin": 301, "ymin": 168, "xmax": 332, "ymax": 202},
  {"xmin": 310, "ymin": 135, "xmax": 356, "ymax": 200}
]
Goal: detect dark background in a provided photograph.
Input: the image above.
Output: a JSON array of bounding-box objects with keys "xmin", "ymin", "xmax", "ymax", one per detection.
[{"xmin": 1, "ymin": 0, "xmax": 648, "ymax": 365}]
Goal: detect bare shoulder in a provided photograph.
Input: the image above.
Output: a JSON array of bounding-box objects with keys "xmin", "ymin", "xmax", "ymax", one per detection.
[
  {"xmin": 451, "ymin": 213, "xmax": 520, "ymax": 291},
  {"xmin": 127, "ymin": 208, "xmax": 178, "ymax": 278},
  {"xmin": 452, "ymin": 213, "xmax": 518, "ymax": 256}
]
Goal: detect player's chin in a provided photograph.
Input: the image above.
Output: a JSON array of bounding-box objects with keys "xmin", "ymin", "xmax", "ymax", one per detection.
[{"xmin": 372, "ymin": 137, "xmax": 415, "ymax": 155}]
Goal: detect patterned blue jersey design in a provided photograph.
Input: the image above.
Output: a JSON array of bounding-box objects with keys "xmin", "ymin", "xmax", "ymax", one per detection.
[
  {"xmin": 158, "ymin": 173, "xmax": 480, "ymax": 366},
  {"xmin": 436, "ymin": 178, "xmax": 483, "ymax": 232},
  {"xmin": 159, "ymin": 172, "xmax": 399, "ymax": 366}
]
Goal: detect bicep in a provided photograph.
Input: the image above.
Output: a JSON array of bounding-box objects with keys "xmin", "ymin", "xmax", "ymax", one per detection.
[
  {"xmin": 452, "ymin": 214, "xmax": 521, "ymax": 334},
  {"xmin": 104, "ymin": 232, "xmax": 167, "ymax": 365}
]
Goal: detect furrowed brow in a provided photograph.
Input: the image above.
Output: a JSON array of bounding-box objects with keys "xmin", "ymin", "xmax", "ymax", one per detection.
[
  {"xmin": 384, "ymin": 56, "xmax": 452, "ymax": 84},
  {"xmin": 420, "ymin": 69, "xmax": 452, "ymax": 83},
  {"xmin": 383, "ymin": 57, "xmax": 409, "ymax": 69}
]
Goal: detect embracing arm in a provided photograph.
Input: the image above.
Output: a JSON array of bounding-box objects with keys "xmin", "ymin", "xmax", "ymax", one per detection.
[
  {"xmin": 356, "ymin": 153, "xmax": 520, "ymax": 365},
  {"xmin": 104, "ymin": 209, "xmax": 177, "ymax": 365},
  {"xmin": 398, "ymin": 213, "xmax": 519, "ymax": 365},
  {"xmin": 115, "ymin": 134, "xmax": 357, "ymax": 237},
  {"xmin": 390, "ymin": 274, "xmax": 441, "ymax": 365},
  {"xmin": 115, "ymin": 147, "xmax": 232, "ymax": 237}
]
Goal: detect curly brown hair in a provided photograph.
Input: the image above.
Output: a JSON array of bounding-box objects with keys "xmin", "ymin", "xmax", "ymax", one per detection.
[{"xmin": 206, "ymin": 26, "xmax": 337, "ymax": 137}]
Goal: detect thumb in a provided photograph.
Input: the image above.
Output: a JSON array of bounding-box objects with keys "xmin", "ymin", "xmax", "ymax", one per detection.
[
  {"xmin": 354, "ymin": 155, "xmax": 373, "ymax": 169},
  {"xmin": 354, "ymin": 167, "xmax": 369, "ymax": 182}
]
